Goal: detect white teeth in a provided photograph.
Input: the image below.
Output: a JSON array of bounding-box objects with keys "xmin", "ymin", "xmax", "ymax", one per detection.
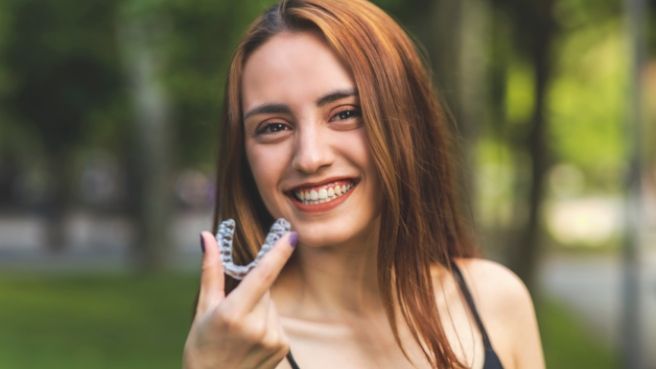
[{"xmin": 293, "ymin": 181, "xmax": 356, "ymax": 204}]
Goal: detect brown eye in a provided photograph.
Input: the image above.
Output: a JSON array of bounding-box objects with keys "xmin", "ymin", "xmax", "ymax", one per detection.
[
  {"xmin": 331, "ymin": 108, "xmax": 361, "ymax": 122},
  {"xmin": 256, "ymin": 122, "xmax": 291, "ymax": 136}
]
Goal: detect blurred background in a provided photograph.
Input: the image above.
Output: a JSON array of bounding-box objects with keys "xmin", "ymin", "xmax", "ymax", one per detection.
[{"xmin": 0, "ymin": 0, "xmax": 653, "ymax": 368}]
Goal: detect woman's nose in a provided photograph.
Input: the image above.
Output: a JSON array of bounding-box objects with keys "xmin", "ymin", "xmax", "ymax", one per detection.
[{"xmin": 291, "ymin": 126, "xmax": 334, "ymax": 174}]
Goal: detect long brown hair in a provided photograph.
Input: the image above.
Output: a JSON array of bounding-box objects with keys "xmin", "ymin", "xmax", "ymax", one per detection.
[{"xmin": 213, "ymin": 0, "xmax": 476, "ymax": 367}]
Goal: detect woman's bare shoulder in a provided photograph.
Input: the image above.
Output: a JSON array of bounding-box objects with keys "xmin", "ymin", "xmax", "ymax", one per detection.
[
  {"xmin": 453, "ymin": 258, "xmax": 545, "ymax": 369},
  {"xmin": 454, "ymin": 258, "xmax": 531, "ymax": 311}
]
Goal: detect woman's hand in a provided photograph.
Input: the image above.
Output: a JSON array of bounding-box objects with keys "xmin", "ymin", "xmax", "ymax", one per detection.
[{"xmin": 183, "ymin": 230, "xmax": 298, "ymax": 369}]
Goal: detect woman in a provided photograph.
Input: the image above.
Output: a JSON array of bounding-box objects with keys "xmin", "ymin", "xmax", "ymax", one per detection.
[{"xmin": 183, "ymin": 0, "xmax": 544, "ymax": 368}]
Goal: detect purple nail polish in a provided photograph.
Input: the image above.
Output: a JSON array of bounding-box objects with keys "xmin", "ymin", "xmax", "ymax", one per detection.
[
  {"xmin": 200, "ymin": 234, "xmax": 206, "ymax": 253},
  {"xmin": 289, "ymin": 232, "xmax": 298, "ymax": 248}
]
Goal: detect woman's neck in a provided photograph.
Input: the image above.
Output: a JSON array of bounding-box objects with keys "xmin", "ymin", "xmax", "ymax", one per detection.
[{"xmin": 273, "ymin": 223, "xmax": 385, "ymax": 321}]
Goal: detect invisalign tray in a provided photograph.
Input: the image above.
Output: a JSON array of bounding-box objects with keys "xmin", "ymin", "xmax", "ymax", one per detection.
[{"xmin": 215, "ymin": 218, "xmax": 292, "ymax": 280}]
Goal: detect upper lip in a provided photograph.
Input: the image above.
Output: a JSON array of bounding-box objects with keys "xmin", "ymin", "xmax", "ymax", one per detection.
[{"xmin": 284, "ymin": 176, "xmax": 359, "ymax": 193}]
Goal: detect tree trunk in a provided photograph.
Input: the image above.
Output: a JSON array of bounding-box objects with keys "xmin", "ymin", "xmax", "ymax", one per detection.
[
  {"xmin": 43, "ymin": 150, "xmax": 71, "ymax": 253},
  {"xmin": 456, "ymin": 0, "xmax": 490, "ymax": 238},
  {"xmin": 510, "ymin": 0, "xmax": 555, "ymax": 292},
  {"xmin": 119, "ymin": 12, "xmax": 173, "ymax": 272}
]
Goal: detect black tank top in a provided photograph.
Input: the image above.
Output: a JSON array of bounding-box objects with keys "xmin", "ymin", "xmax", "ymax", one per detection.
[
  {"xmin": 285, "ymin": 264, "xmax": 505, "ymax": 369},
  {"xmin": 452, "ymin": 263, "xmax": 505, "ymax": 369}
]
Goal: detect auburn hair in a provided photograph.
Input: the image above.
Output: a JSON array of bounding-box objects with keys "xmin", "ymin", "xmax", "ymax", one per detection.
[{"xmin": 212, "ymin": 0, "xmax": 476, "ymax": 367}]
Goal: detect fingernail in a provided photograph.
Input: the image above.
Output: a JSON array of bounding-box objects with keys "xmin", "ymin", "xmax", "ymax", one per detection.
[
  {"xmin": 200, "ymin": 234, "xmax": 206, "ymax": 253},
  {"xmin": 289, "ymin": 232, "xmax": 298, "ymax": 248}
]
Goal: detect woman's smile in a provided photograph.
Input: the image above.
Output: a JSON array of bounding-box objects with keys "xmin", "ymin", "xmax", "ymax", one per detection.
[{"xmin": 285, "ymin": 177, "xmax": 359, "ymax": 212}]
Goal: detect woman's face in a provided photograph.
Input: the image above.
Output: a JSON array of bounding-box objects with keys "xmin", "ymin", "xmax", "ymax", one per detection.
[{"xmin": 241, "ymin": 31, "xmax": 380, "ymax": 247}]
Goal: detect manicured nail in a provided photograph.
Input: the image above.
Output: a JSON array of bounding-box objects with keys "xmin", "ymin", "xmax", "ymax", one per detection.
[
  {"xmin": 289, "ymin": 232, "xmax": 298, "ymax": 248},
  {"xmin": 200, "ymin": 234, "xmax": 206, "ymax": 253}
]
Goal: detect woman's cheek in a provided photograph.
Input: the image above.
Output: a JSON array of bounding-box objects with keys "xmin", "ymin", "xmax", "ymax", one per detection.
[{"xmin": 248, "ymin": 146, "xmax": 289, "ymax": 212}]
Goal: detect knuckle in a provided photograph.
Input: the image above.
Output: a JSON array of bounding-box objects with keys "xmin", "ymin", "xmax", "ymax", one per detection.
[
  {"xmin": 242, "ymin": 320, "xmax": 267, "ymax": 342},
  {"xmin": 212, "ymin": 313, "xmax": 270, "ymax": 345},
  {"xmin": 260, "ymin": 334, "xmax": 288, "ymax": 352},
  {"xmin": 213, "ymin": 307, "xmax": 240, "ymax": 331}
]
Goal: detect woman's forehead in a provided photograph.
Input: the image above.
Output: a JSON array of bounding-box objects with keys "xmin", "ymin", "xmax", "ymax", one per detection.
[{"xmin": 241, "ymin": 31, "xmax": 355, "ymax": 112}]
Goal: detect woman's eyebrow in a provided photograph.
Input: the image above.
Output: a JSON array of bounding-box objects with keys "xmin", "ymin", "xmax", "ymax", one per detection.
[
  {"xmin": 243, "ymin": 89, "xmax": 357, "ymax": 120},
  {"xmin": 316, "ymin": 89, "xmax": 357, "ymax": 106},
  {"xmin": 243, "ymin": 104, "xmax": 291, "ymax": 120}
]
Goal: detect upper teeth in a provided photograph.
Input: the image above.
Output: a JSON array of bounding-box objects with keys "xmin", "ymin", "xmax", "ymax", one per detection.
[{"xmin": 294, "ymin": 182, "xmax": 354, "ymax": 204}]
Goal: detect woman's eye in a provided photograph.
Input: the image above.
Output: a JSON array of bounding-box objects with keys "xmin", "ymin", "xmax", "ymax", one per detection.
[
  {"xmin": 255, "ymin": 122, "xmax": 291, "ymax": 136},
  {"xmin": 331, "ymin": 108, "xmax": 361, "ymax": 122}
]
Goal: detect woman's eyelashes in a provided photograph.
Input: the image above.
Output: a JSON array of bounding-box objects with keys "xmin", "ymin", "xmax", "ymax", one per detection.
[
  {"xmin": 330, "ymin": 107, "xmax": 361, "ymax": 122},
  {"xmin": 329, "ymin": 106, "xmax": 362, "ymax": 130},
  {"xmin": 252, "ymin": 105, "xmax": 361, "ymax": 138},
  {"xmin": 255, "ymin": 121, "xmax": 291, "ymax": 136}
]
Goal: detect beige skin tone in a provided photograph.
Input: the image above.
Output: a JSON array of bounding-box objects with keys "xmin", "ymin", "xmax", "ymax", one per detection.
[{"xmin": 183, "ymin": 31, "xmax": 545, "ymax": 369}]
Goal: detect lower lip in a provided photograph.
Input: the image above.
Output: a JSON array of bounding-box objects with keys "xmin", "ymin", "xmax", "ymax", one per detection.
[{"xmin": 289, "ymin": 184, "xmax": 357, "ymax": 213}]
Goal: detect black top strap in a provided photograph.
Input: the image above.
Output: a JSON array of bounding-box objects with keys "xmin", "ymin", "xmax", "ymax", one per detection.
[
  {"xmin": 286, "ymin": 350, "xmax": 301, "ymax": 369},
  {"xmin": 451, "ymin": 262, "xmax": 493, "ymax": 346}
]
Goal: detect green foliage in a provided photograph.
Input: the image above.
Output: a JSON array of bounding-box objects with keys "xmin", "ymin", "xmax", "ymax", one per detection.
[
  {"xmin": 0, "ymin": 0, "xmax": 276, "ymax": 169},
  {"xmin": 553, "ymin": 0, "xmax": 621, "ymax": 31},
  {"xmin": 650, "ymin": 2, "xmax": 656, "ymax": 57},
  {"xmin": 549, "ymin": 21, "xmax": 626, "ymax": 190},
  {"xmin": 155, "ymin": 0, "xmax": 273, "ymax": 166},
  {"xmin": 2, "ymin": 0, "xmax": 123, "ymax": 155},
  {"xmin": 475, "ymin": 137, "xmax": 517, "ymax": 228},
  {"xmin": 538, "ymin": 298, "xmax": 620, "ymax": 369},
  {"xmin": 505, "ymin": 61, "xmax": 534, "ymax": 125}
]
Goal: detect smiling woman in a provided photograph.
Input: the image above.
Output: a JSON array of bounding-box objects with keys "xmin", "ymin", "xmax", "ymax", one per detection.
[
  {"xmin": 182, "ymin": 1, "xmax": 544, "ymax": 369},
  {"xmin": 243, "ymin": 31, "xmax": 379, "ymax": 248}
]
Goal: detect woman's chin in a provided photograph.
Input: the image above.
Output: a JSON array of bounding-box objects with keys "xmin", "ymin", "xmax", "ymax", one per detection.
[
  {"xmin": 292, "ymin": 220, "xmax": 379, "ymax": 250},
  {"xmin": 296, "ymin": 234, "xmax": 345, "ymax": 249},
  {"xmin": 292, "ymin": 226, "xmax": 352, "ymax": 249}
]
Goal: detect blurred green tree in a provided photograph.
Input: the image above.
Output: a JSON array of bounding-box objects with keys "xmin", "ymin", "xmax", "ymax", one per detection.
[
  {"xmin": 1, "ymin": 0, "xmax": 123, "ymax": 250},
  {"xmin": 485, "ymin": 0, "xmax": 622, "ymax": 291}
]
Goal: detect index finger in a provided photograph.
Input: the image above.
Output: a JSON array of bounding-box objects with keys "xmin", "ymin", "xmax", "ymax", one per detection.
[{"xmin": 225, "ymin": 231, "xmax": 298, "ymax": 312}]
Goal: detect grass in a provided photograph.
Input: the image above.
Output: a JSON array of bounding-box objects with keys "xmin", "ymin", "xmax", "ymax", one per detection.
[
  {"xmin": 538, "ymin": 298, "xmax": 620, "ymax": 369},
  {"xmin": 0, "ymin": 271, "xmax": 619, "ymax": 369},
  {"xmin": 0, "ymin": 271, "xmax": 198, "ymax": 369}
]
